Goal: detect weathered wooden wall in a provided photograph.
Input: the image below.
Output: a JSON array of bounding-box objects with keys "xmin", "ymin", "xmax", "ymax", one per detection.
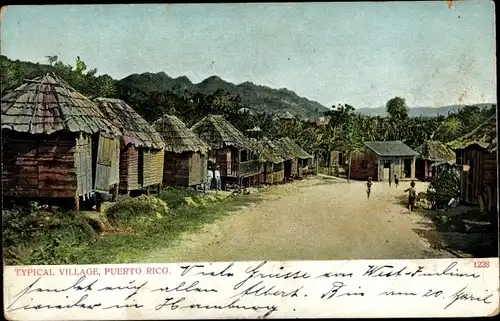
[
  {"xmin": 119, "ymin": 146, "xmax": 140, "ymax": 192},
  {"xmin": 164, "ymin": 152, "xmax": 190, "ymax": 186},
  {"xmin": 2, "ymin": 131, "xmax": 81, "ymax": 198},
  {"xmin": 75, "ymin": 133, "xmax": 93, "ymax": 198},
  {"xmin": 143, "ymin": 148, "xmax": 164, "ymax": 187},
  {"xmin": 94, "ymin": 134, "xmax": 120, "ymax": 193},
  {"xmin": 216, "ymin": 149, "xmax": 232, "ymax": 176},
  {"xmin": 163, "ymin": 151, "xmax": 206, "ymax": 186},
  {"xmin": 459, "ymin": 147, "xmax": 497, "ymax": 208},
  {"xmin": 189, "ymin": 152, "xmax": 206, "ymax": 186},
  {"xmin": 350, "ymin": 150, "xmax": 379, "ymax": 180},
  {"xmin": 264, "ymin": 162, "xmax": 273, "ymax": 183}
]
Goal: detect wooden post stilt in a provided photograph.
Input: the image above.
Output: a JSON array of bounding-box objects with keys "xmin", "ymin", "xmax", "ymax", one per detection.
[
  {"xmin": 157, "ymin": 183, "xmax": 161, "ymax": 194},
  {"xmin": 112, "ymin": 184, "xmax": 119, "ymax": 202},
  {"xmin": 146, "ymin": 186, "xmax": 150, "ymax": 195},
  {"xmin": 75, "ymin": 194, "xmax": 80, "ymax": 211}
]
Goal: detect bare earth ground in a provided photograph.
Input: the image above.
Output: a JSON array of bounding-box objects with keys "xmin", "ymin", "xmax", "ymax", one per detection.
[{"xmin": 144, "ymin": 176, "xmax": 455, "ymax": 263}]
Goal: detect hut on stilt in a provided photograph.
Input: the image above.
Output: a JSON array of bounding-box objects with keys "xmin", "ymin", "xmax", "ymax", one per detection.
[
  {"xmin": 1, "ymin": 73, "xmax": 121, "ymax": 210},
  {"xmin": 191, "ymin": 115, "xmax": 261, "ymax": 188},
  {"xmin": 93, "ymin": 98, "xmax": 165, "ymax": 195},
  {"xmin": 249, "ymin": 138, "xmax": 285, "ymax": 184},
  {"xmin": 153, "ymin": 114, "xmax": 210, "ymax": 187},
  {"xmin": 275, "ymin": 137, "xmax": 313, "ymax": 180}
]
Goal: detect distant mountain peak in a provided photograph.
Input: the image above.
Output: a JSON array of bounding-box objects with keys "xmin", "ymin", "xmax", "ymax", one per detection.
[{"xmin": 118, "ymin": 72, "xmax": 330, "ymax": 118}]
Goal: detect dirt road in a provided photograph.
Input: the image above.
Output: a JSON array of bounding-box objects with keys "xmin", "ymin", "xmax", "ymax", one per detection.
[{"xmin": 144, "ymin": 176, "xmax": 454, "ymax": 263}]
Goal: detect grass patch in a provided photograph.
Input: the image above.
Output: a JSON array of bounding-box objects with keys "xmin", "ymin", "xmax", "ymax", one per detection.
[{"xmin": 3, "ymin": 191, "xmax": 262, "ymax": 265}]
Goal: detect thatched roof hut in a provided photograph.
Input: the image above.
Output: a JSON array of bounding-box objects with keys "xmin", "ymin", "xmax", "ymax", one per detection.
[
  {"xmin": 93, "ymin": 98, "xmax": 165, "ymax": 192},
  {"xmin": 275, "ymin": 137, "xmax": 313, "ymax": 160},
  {"xmin": 191, "ymin": 115, "xmax": 260, "ymax": 183},
  {"xmin": 416, "ymin": 140, "xmax": 456, "ymax": 162},
  {"xmin": 191, "ymin": 115, "xmax": 253, "ymax": 150},
  {"xmin": 154, "ymin": 114, "xmax": 210, "ymax": 186},
  {"xmin": 2, "ymin": 73, "xmax": 121, "ymax": 205},
  {"xmin": 249, "ymin": 138, "xmax": 285, "ymax": 184},
  {"xmin": 415, "ymin": 140, "xmax": 456, "ymax": 180},
  {"xmin": 274, "ymin": 137, "xmax": 313, "ymax": 178}
]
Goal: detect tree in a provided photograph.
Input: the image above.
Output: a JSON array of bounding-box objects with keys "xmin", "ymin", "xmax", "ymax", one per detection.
[
  {"xmin": 45, "ymin": 55, "xmax": 58, "ymax": 66},
  {"xmin": 342, "ymin": 120, "xmax": 365, "ymax": 182},
  {"xmin": 386, "ymin": 96, "xmax": 409, "ymax": 120}
]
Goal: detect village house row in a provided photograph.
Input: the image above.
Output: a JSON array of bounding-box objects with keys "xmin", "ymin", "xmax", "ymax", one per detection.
[
  {"xmin": 1, "ymin": 73, "xmax": 315, "ymax": 210},
  {"xmin": 1, "ymin": 73, "xmax": 497, "ymax": 214}
]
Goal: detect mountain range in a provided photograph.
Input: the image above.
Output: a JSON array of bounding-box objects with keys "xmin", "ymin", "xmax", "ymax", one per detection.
[
  {"xmin": 118, "ymin": 72, "xmax": 329, "ymax": 118},
  {"xmin": 119, "ymin": 72, "xmax": 495, "ymax": 119}
]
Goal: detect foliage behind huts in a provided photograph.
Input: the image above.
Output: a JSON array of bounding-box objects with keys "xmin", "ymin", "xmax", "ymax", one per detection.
[
  {"xmin": 191, "ymin": 115, "xmax": 261, "ymax": 186},
  {"xmin": 1, "ymin": 73, "xmax": 120, "ymax": 208},
  {"xmin": 448, "ymin": 115, "xmax": 497, "ymax": 212},
  {"xmin": 93, "ymin": 98, "xmax": 165, "ymax": 193},
  {"xmin": 153, "ymin": 114, "xmax": 210, "ymax": 187}
]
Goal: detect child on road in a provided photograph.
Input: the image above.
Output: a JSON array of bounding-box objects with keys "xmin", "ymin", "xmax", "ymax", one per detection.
[
  {"xmin": 366, "ymin": 177, "xmax": 373, "ymax": 199},
  {"xmin": 404, "ymin": 181, "xmax": 417, "ymax": 212}
]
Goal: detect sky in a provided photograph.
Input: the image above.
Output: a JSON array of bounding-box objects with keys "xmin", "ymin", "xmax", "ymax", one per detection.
[{"xmin": 1, "ymin": 2, "xmax": 496, "ymax": 109}]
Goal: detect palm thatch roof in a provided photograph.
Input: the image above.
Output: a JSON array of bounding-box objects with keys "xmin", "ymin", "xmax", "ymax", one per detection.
[
  {"xmin": 190, "ymin": 115, "xmax": 253, "ymax": 150},
  {"xmin": 275, "ymin": 137, "xmax": 313, "ymax": 160},
  {"xmin": 1, "ymin": 73, "xmax": 119, "ymax": 136},
  {"xmin": 415, "ymin": 140, "xmax": 456, "ymax": 162},
  {"xmin": 249, "ymin": 138, "xmax": 284, "ymax": 164},
  {"xmin": 93, "ymin": 98, "xmax": 164, "ymax": 149},
  {"xmin": 447, "ymin": 115, "xmax": 497, "ymax": 153},
  {"xmin": 153, "ymin": 114, "xmax": 209, "ymax": 154}
]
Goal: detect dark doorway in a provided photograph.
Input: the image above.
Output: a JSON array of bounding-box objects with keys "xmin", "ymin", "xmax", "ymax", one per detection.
[
  {"xmin": 404, "ymin": 159, "xmax": 412, "ymax": 178},
  {"xmin": 338, "ymin": 152, "xmax": 343, "ymax": 166},
  {"xmin": 284, "ymin": 160, "xmax": 292, "ymax": 178},
  {"xmin": 138, "ymin": 148, "xmax": 144, "ymax": 186}
]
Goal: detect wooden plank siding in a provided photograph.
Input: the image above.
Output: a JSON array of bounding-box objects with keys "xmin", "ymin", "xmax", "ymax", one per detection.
[
  {"xmin": 458, "ymin": 147, "xmax": 497, "ymax": 209},
  {"xmin": 142, "ymin": 148, "xmax": 164, "ymax": 187},
  {"xmin": 163, "ymin": 151, "xmax": 207, "ymax": 187},
  {"xmin": 119, "ymin": 146, "xmax": 140, "ymax": 192},
  {"xmin": 94, "ymin": 134, "xmax": 119, "ymax": 193},
  {"xmin": 2, "ymin": 131, "xmax": 82, "ymax": 198},
  {"xmin": 75, "ymin": 133, "xmax": 93, "ymax": 198}
]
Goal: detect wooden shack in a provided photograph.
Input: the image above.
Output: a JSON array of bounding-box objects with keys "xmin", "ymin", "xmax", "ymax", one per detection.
[
  {"xmin": 448, "ymin": 115, "xmax": 497, "ymax": 212},
  {"xmin": 1, "ymin": 73, "xmax": 121, "ymax": 209},
  {"xmin": 350, "ymin": 141, "xmax": 419, "ymax": 181},
  {"xmin": 275, "ymin": 137, "xmax": 313, "ymax": 179},
  {"xmin": 415, "ymin": 140, "xmax": 455, "ymax": 180},
  {"xmin": 249, "ymin": 138, "xmax": 284, "ymax": 184},
  {"xmin": 191, "ymin": 115, "xmax": 261, "ymax": 187},
  {"xmin": 93, "ymin": 98, "xmax": 165, "ymax": 194},
  {"xmin": 153, "ymin": 114, "xmax": 210, "ymax": 187}
]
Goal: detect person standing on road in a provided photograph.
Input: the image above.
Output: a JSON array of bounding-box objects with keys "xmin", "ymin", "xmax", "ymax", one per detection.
[
  {"xmin": 404, "ymin": 181, "xmax": 417, "ymax": 212},
  {"xmin": 214, "ymin": 165, "xmax": 222, "ymax": 191},
  {"xmin": 394, "ymin": 174, "xmax": 399, "ymax": 187},
  {"xmin": 205, "ymin": 167, "xmax": 214, "ymax": 192},
  {"xmin": 366, "ymin": 177, "xmax": 373, "ymax": 199}
]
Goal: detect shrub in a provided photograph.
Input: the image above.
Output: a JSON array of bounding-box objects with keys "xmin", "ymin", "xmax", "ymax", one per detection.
[
  {"xmin": 2, "ymin": 202, "xmax": 97, "ymax": 265},
  {"xmin": 106, "ymin": 195, "xmax": 170, "ymax": 224},
  {"xmin": 428, "ymin": 169, "xmax": 460, "ymax": 208},
  {"xmin": 157, "ymin": 187, "xmax": 200, "ymax": 209}
]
